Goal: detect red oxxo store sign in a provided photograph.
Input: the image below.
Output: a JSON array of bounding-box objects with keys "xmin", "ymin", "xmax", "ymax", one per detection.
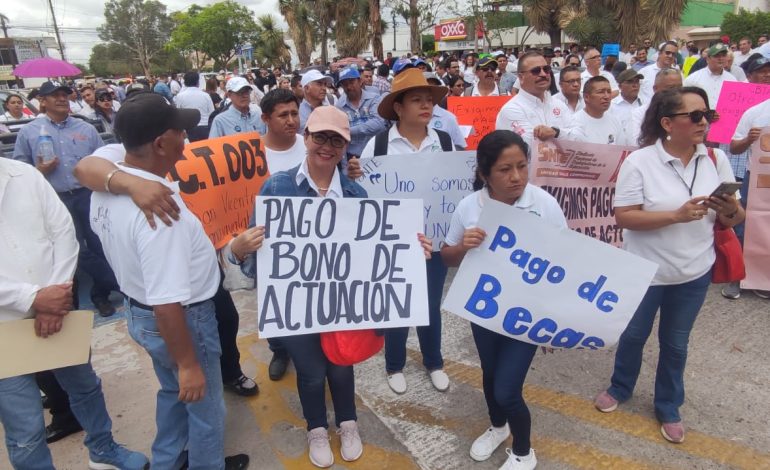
[{"xmin": 434, "ymin": 19, "xmax": 483, "ymax": 41}]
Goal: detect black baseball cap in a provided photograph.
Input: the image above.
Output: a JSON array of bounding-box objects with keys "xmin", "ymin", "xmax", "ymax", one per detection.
[
  {"xmin": 39, "ymin": 80, "xmax": 73, "ymax": 96},
  {"xmin": 114, "ymin": 93, "xmax": 200, "ymax": 148}
]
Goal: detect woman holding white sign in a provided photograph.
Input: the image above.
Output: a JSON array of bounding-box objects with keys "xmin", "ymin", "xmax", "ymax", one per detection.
[
  {"xmin": 593, "ymin": 87, "xmax": 744, "ymax": 444},
  {"xmin": 442, "ymin": 130, "xmax": 567, "ymax": 470}
]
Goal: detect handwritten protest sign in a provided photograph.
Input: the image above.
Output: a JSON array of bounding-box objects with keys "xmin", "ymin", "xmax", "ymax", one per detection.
[
  {"xmin": 356, "ymin": 151, "xmax": 476, "ymax": 249},
  {"xmin": 447, "ymin": 96, "xmax": 511, "ymax": 150},
  {"xmin": 742, "ymin": 128, "xmax": 770, "ymax": 290},
  {"xmin": 254, "ymin": 197, "xmax": 429, "ymax": 338},
  {"xmin": 708, "ymin": 82, "xmax": 770, "ymax": 144},
  {"xmin": 442, "ymin": 200, "xmax": 657, "ymax": 349},
  {"xmin": 530, "ymin": 139, "xmax": 636, "ymax": 247},
  {"xmin": 168, "ymin": 132, "xmax": 269, "ymax": 249},
  {"xmin": 601, "ymin": 43, "xmax": 620, "ymax": 61}
]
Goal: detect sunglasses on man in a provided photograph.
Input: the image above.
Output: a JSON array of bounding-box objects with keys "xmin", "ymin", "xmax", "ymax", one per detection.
[{"xmin": 520, "ymin": 65, "xmax": 552, "ymax": 76}]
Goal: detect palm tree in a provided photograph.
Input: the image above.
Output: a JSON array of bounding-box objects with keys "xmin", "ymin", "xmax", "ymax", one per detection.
[
  {"xmin": 254, "ymin": 15, "xmax": 292, "ymax": 68},
  {"xmin": 370, "ymin": 0, "xmax": 383, "ymax": 59},
  {"xmin": 333, "ymin": 0, "xmax": 371, "ymax": 57},
  {"xmin": 279, "ymin": 0, "xmax": 316, "ymax": 66}
]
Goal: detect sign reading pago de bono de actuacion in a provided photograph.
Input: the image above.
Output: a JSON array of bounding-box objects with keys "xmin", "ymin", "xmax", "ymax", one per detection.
[{"xmin": 434, "ymin": 18, "xmax": 484, "ymax": 42}]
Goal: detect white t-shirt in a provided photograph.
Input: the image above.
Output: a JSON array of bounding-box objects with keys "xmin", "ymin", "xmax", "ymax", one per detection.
[
  {"xmin": 683, "ymin": 68, "xmax": 737, "ymax": 111},
  {"xmin": 174, "ymin": 87, "xmax": 216, "ymax": 126},
  {"xmin": 732, "ymin": 98, "xmax": 770, "ymax": 165},
  {"xmin": 567, "ymin": 109, "xmax": 628, "ymax": 145},
  {"xmin": 580, "ymin": 69, "xmax": 619, "ymax": 92},
  {"xmin": 266, "ymin": 137, "xmax": 306, "ymax": 174},
  {"xmin": 610, "ymin": 95, "xmax": 643, "ymax": 130},
  {"xmin": 444, "ymin": 185, "xmax": 568, "ymax": 247},
  {"xmin": 90, "ymin": 165, "xmax": 220, "ymax": 305},
  {"xmin": 614, "ymin": 140, "xmax": 737, "ymax": 285}
]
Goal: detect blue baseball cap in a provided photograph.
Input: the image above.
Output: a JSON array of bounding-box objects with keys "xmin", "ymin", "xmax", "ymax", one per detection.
[
  {"xmin": 337, "ymin": 67, "xmax": 361, "ymax": 84},
  {"xmin": 393, "ymin": 58, "xmax": 415, "ymax": 75},
  {"xmin": 413, "ymin": 58, "xmax": 428, "ymax": 67}
]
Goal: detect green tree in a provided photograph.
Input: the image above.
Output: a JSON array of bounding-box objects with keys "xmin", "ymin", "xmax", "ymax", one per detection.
[
  {"xmin": 167, "ymin": 5, "xmax": 207, "ymax": 70},
  {"xmin": 253, "ymin": 15, "xmax": 292, "ymax": 68},
  {"xmin": 71, "ymin": 63, "xmax": 91, "ymax": 76},
  {"xmin": 88, "ymin": 43, "xmax": 141, "ymax": 77},
  {"xmin": 390, "ymin": 0, "xmax": 455, "ymax": 53},
  {"xmin": 97, "ymin": 0, "xmax": 173, "ymax": 77},
  {"xmin": 279, "ymin": 0, "xmax": 317, "ymax": 66},
  {"xmin": 721, "ymin": 9, "xmax": 770, "ymax": 47}
]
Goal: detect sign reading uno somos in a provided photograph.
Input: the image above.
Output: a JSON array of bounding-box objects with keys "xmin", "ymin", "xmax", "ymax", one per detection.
[
  {"xmin": 442, "ymin": 200, "xmax": 657, "ymax": 350},
  {"xmin": 434, "ymin": 19, "xmax": 482, "ymax": 41},
  {"xmin": 168, "ymin": 132, "xmax": 269, "ymax": 250},
  {"xmin": 255, "ymin": 197, "xmax": 430, "ymax": 338}
]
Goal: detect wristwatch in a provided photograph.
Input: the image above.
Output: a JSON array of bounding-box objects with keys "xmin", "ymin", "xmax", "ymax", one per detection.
[{"xmin": 551, "ymin": 127, "xmax": 560, "ymax": 138}]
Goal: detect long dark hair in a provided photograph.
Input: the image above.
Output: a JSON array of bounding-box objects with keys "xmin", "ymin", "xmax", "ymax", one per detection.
[
  {"xmin": 473, "ymin": 130, "xmax": 529, "ymax": 190},
  {"xmin": 638, "ymin": 86, "xmax": 710, "ymax": 147}
]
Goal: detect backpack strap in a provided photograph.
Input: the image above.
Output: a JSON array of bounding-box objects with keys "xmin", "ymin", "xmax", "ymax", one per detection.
[
  {"xmin": 435, "ymin": 128, "xmax": 454, "ymax": 151},
  {"xmin": 373, "ymin": 129, "xmax": 389, "ymax": 157}
]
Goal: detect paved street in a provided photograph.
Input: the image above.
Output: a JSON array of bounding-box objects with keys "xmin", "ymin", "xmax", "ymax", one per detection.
[{"xmin": 2, "ymin": 274, "xmax": 769, "ymax": 470}]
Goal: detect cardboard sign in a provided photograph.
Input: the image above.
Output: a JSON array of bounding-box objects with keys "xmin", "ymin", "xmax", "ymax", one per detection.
[
  {"xmin": 708, "ymin": 82, "xmax": 770, "ymax": 144},
  {"xmin": 530, "ymin": 139, "xmax": 637, "ymax": 247},
  {"xmin": 356, "ymin": 151, "xmax": 477, "ymax": 250},
  {"xmin": 442, "ymin": 200, "xmax": 657, "ymax": 349},
  {"xmin": 742, "ymin": 129, "xmax": 770, "ymax": 290},
  {"xmin": 168, "ymin": 132, "xmax": 270, "ymax": 249},
  {"xmin": 0, "ymin": 311, "xmax": 93, "ymax": 379},
  {"xmin": 254, "ymin": 197, "xmax": 429, "ymax": 338},
  {"xmin": 447, "ymin": 96, "xmax": 511, "ymax": 150}
]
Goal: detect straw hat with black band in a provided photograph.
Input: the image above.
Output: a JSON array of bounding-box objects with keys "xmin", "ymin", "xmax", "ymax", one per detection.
[{"xmin": 378, "ymin": 68, "xmax": 448, "ymax": 121}]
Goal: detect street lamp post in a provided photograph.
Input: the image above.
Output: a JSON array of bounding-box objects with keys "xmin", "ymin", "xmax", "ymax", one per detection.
[{"xmin": 392, "ymin": 10, "xmax": 397, "ymax": 51}]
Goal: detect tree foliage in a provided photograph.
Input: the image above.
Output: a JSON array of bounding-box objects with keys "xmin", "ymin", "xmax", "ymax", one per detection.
[
  {"xmin": 88, "ymin": 43, "xmax": 139, "ymax": 77},
  {"xmin": 253, "ymin": 15, "xmax": 293, "ymax": 68},
  {"xmin": 389, "ymin": 0, "xmax": 454, "ymax": 53},
  {"xmin": 279, "ymin": 0, "xmax": 316, "ymax": 66},
  {"xmin": 97, "ymin": 0, "xmax": 173, "ymax": 77},
  {"xmin": 721, "ymin": 9, "xmax": 770, "ymax": 47}
]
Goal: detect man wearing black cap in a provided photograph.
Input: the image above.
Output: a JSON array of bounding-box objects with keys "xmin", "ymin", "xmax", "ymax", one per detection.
[
  {"xmin": 466, "ymin": 56, "xmax": 504, "ymax": 96},
  {"xmin": 610, "ymin": 69, "xmax": 644, "ymax": 129},
  {"xmin": 12, "ymin": 80, "xmax": 120, "ymax": 317},
  {"xmin": 90, "ymin": 93, "xmax": 249, "ymax": 470}
]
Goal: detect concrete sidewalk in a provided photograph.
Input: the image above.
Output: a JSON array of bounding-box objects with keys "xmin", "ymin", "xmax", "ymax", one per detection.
[{"xmin": 2, "ymin": 282, "xmax": 769, "ymax": 470}]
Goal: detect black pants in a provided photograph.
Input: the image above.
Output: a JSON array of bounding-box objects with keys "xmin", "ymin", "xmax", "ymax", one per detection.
[
  {"xmin": 187, "ymin": 125, "xmax": 211, "ymax": 142},
  {"xmin": 213, "ymin": 271, "xmax": 244, "ymax": 383},
  {"xmin": 36, "ymin": 370, "xmax": 80, "ymax": 427}
]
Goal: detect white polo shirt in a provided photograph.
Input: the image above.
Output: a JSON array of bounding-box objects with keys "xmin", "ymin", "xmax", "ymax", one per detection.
[
  {"xmin": 470, "ymin": 83, "xmax": 502, "ymax": 96},
  {"xmin": 732, "ymin": 98, "xmax": 770, "ymax": 166},
  {"xmin": 360, "ymin": 125, "xmax": 446, "ymax": 160},
  {"xmin": 174, "ymin": 86, "xmax": 216, "ymax": 126},
  {"xmin": 610, "ymin": 95, "xmax": 643, "ymax": 130},
  {"xmin": 495, "ymin": 89, "xmax": 572, "ymax": 149},
  {"xmin": 639, "ymin": 64, "xmax": 682, "ymax": 105},
  {"xmin": 90, "ymin": 165, "xmax": 220, "ymax": 306},
  {"xmin": 445, "ymin": 184, "xmax": 567, "ymax": 247},
  {"xmin": 614, "ymin": 140, "xmax": 737, "ymax": 285},
  {"xmin": 683, "ymin": 67, "xmax": 737, "ymax": 111},
  {"xmin": 566, "ymin": 109, "xmax": 628, "ymax": 145},
  {"xmin": 552, "ymin": 92, "xmax": 585, "ymax": 115},
  {"xmin": 580, "ymin": 69, "xmax": 619, "ymax": 92}
]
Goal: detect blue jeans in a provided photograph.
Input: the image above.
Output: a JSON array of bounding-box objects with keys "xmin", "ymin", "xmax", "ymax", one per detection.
[
  {"xmin": 126, "ymin": 300, "xmax": 225, "ymax": 470},
  {"xmin": 58, "ymin": 188, "xmax": 119, "ymax": 300},
  {"xmin": 281, "ymin": 333, "xmax": 356, "ymax": 430},
  {"xmin": 384, "ymin": 253, "xmax": 447, "ymax": 372},
  {"xmin": 607, "ymin": 271, "xmax": 711, "ymax": 423},
  {"xmin": 0, "ymin": 362, "xmax": 114, "ymax": 469},
  {"xmin": 471, "ymin": 323, "xmax": 537, "ymax": 456}
]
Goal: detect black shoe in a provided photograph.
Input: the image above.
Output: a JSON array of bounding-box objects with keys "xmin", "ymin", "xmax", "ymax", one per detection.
[
  {"xmin": 93, "ymin": 298, "xmax": 116, "ymax": 317},
  {"xmin": 45, "ymin": 420, "xmax": 83, "ymax": 443},
  {"xmin": 268, "ymin": 352, "xmax": 290, "ymax": 381},
  {"xmin": 225, "ymin": 454, "xmax": 249, "ymax": 470},
  {"xmin": 224, "ymin": 374, "xmax": 259, "ymax": 397},
  {"xmin": 41, "ymin": 395, "xmax": 51, "ymax": 409}
]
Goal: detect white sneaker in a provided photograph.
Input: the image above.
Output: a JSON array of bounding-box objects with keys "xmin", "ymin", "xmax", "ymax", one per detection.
[
  {"xmin": 428, "ymin": 369, "xmax": 450, "ymax": 392},
  {"xmin": 387, "ymin": 372, "xmax": 407, "ymax": 394},
  {"xmin": 500, "ymin": 448, "xmax": 537, "ymax": 470},
  {"xmin": 337, "ymin": 420, "xmax": 363, "ymax": 462},
  {"xmin": 307, "ymin": 427, "xmax": 333, "ymax": 468},
  {"xmin": 470, "ymin": 424, "xmax": 510, "ymax": 461}
]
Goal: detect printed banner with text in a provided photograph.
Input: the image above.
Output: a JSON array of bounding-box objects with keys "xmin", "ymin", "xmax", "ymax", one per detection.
[
  {"xmin": 743, "ymin": 129, "xmax": 770, "ymax": 290},
  {"xmin": 447, "ymin": 96, "xmax": 511, "ymax": 150},
  {"xmin": 168, "ymin": 132, "xmax": 269, "ymax": 249},
  {"xmin": 255, "ymin": 197, "xmax": 429, "ymax": 338},
  {"xmin": 442, "ymin": 200, "xmax": 658, "ymax": 349},
  {"xmin": 356, "ymin": 151, "xmax": 476, "ymax": 250},
  {"xmin": 530, "ymin": 139, "xmax": 636, "ymax": 247},
  {"xmin": 708, "ymin": 82, "xmax": 770, "ymax": 144}
]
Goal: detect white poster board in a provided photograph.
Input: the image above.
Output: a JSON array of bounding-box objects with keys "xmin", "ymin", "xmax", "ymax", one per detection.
[
  {"xmin": 442, "ymin": 200, "xmax": 658, "ymax": 349},
  {"xmin": 255, "ymin": 196, "xmax": 430, "ymax": 338},
  {"xmin": 356, "ymin": 151, "xmax": 477, "ymax": 250}
]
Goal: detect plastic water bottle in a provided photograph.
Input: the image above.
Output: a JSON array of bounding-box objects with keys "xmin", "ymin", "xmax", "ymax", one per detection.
[{"xmin": 36, "ymin": 127, "xmax": 56, "ymax": 163}]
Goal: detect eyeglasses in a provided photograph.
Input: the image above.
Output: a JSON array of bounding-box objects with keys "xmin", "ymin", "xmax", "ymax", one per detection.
[
  {"xmin": 310, "ymin": 132, "xmax": 346, "ymax": 148},
  {"xmin": 667, "ymin": 110, "xmax": 716, "ymax": 123},
  {"xmin": 585, "ymin": 55, "xmax": 601, "ymax": 61},
  {"xmin": 478, "ymin": 65, "xmax": 497, "ymax": 72},
  {"xmin": 520, "ymin": 65, "xmax": 552, "ymax": 76},
  {"xmin": 561, "ymin": 78, "xmax": 581, "ymax": 85}
]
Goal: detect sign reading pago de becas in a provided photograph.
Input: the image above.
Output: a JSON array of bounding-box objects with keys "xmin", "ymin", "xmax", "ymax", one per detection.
[{"xmin": 434, "ymin": 18, "xmax": 483, "ymax": 41}]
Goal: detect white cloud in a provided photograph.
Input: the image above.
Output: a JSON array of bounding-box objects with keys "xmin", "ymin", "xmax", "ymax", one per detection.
[{"xmin": 3, "ymin": 0, "xmax": 283, "ymax": 65}]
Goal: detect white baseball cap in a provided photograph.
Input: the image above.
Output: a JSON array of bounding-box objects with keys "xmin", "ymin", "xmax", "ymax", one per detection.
[
  {"xmin": 301, "ymin": 69, "xmax": 333, "ymax": 87},
  {"xmin": 226, "ymin": 76, "xmax": 251, "ymax": 92}
]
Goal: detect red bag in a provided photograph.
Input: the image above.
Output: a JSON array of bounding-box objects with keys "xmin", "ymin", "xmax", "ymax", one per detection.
[
  {"xmin": 706, "ymin": 148, "xmax": 746, "ymax": 284},
  {"xmin": 320, "ymin": 330, "xmax": 384, "ymax": 366},
  {"xmin": 712, "ymin": 222, "xmax": 746, "ymax": 283}
]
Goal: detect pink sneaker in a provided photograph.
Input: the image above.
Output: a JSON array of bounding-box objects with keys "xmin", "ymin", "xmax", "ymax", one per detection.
[
  {"xmin": 593, "ymin": 390, "xmax": 618, "ymax": 413},
  {"xmin": 660, "ymin": 422, "xmax": 685, "ymax": 443}
]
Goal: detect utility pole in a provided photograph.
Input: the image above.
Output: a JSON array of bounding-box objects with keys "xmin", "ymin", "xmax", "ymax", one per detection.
[
  {"xmin": 392, "ymin": 10, "xmax": 397, "ymax": 51},
  {"xmin": 0, "ymin": 15, "xmax": 8, "ymax": 38},
  {"xmin": 46, "ymin": 0, "xmax": 66, "ymax": 60}
]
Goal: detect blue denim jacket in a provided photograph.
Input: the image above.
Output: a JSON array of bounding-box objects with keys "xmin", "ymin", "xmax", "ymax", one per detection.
[{"xmin": 240, "ymin": 165, "xmax": 368, "ymax": 279}]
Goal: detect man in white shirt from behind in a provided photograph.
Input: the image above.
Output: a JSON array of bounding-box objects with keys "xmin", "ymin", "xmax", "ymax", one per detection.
[
  {"xmin": 611, "ymin": 69, "xmax": 644, "ymax": 129},
  {"xmin": 580, "ymin": 47, "xmax": 619, "ymax": 98},
  {"xmin": 684, "ymin": 43, "xmax": 737, "ymax": 110},
  {"xmin": 567, "ymin": 76, "xmax": 628, "ymax": 145},
  {"xmin": 174, "ymin": 71, "xmax": 216, "ymax": 142}
]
